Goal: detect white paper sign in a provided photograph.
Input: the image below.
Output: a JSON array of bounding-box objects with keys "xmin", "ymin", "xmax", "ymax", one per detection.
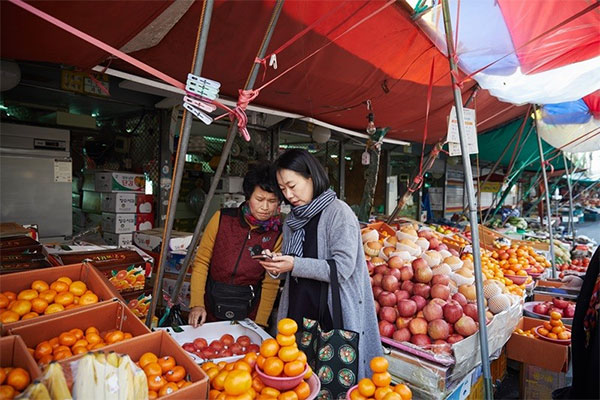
[
  {"xmin": 447, "ymin": 106, "xmax": 478, "ymax": 156},
  {"xmin": 53, "ymin": 159, "xmax": 72, "ymax": 182}
]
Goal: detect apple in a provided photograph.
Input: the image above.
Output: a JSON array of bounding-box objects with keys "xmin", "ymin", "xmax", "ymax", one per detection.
[
  {"xmin": 533, "ymin": 303, "xmax": 549, "ymax": 315},
  {"xmin": 455, "ymin": 316, "xmax": 478, "ymax": 337},
  {"xmin": 411, "ymin": 295, "xmax": 427, "ymax": 311},
  {"xmin": 430, "ymin": 298, "xmax": 447, "ymax": 307},
  {"xmin": 443, "ymin": 300, "xmax": 464, "ymax": 324},
  {"xmin": 372, "ymin": 273, "xmax": 383, "ymax": 287},
  {"xmin": 237, "ymin": 335, "xmax": 251, "ymax": 347},
  {"xmin": 428, "ymin": 238, "xmax": 441, "ymax": 249},
  {"xmin": 414, "ymin": 265, "xmax": 433, "ymax": 283},
  {"xmin": 397, "ymin": 299, "xmax": 418, "ymax": 318},
  {"xmin": 393, "ymin": 328, "xmax": 412, "ymax": 342},
  {"xmin": 379, "ymin": 306, "xmax": 398, "ymax": 323},
  {"xmin": 423, "ymin": 302, "xmax": 444, "ymax": 322},
  {"xmin": 379, "ymin": 320, "xmax": 395, "ymax": 338},
  {"xmin": 375, "ymin": 265, "xmax": 390, "ymax": 275},
  {"xmin": 182, "ymin": 343, "xmax": 196, "ymax": 353},
  {"xmin": 428, "ymin": 319, "xmax": 450, "ymax": 340},
  {"xmin": 230, "ymin": 343, "xmax": 244, "ymax": 355},
  {"xmin": 552, "ymin": 298, "xmax": 569, "ymax": 310},
  {"xmin": 378, "ymin": 291, "xmax": 397, "ymax": 307},
  {"xmin": 409, "ymin": 317, "xmax": 428, "ymax": 335},
  {"xmin": 452, "ymin": 293, "xmax": 468, "ymax": 307},
  {"xmin": 394, "ymin": 290, "xmax": 411, "ymax": 303},
  {"xmin": 382, "ymin": 275, "xmax": 400, "ymax": 292},
  {"xmin": 400, "ymin": 266, "xmax": 414, "ymax": 282},
  {"xmin": 410, "ymin": 334, "xmax": 432, "ymax": 346},
  {"xmin": 374, "ymin": 300, "xmax": 380, "ymax": 315},
  {"xmin": 438, "ymin": 244, "xmax": 449, "ymax": 251},
  {"xmin": 401, "ymin": 280, "xmax": 415, "ymax": 295},
  {"xmin": 413, "ymin": 283, "xmax": 431, "ymax": 299},
  {"xmin": 396, "ymin": 316, "xmax": 413, "ymax": 329},
  {"xmin": 432, "ymin": 274, "xmax": 450, "ymax": 286},
  {"xmin": 447, "ymin": 334, "xmax": 464, "ymax": 344},
  {"xmin": 564, "ymin": 304, "xmax": 575, "ymax": 318},
  {"xmin": 432, "ymin": 340, "xmax": 451, "ymax": 355},
  {"xmin": 372, "ymin": 286, "xmax": 384, "ymax": 298},
  {"xmin": 390, "ymin": 268, "xmax": 402, "ymax": 281},
  {"xmin": 193, "ymin": 338, "xmax": 208, "ymax": 350},
  {"xmin": 463, "ymin": 303, "xmax": 478, "ymax": 320},
  {"xmin": 209, "ymin": 340, "xmax": 224, "ymax": 351},
  {"xmin": 431, "ymin": 284, "xmax": 450, "ymax": 300},
  {"xmin": 388, "ymin": 256, "xmax": 404, "ymax": 269}
]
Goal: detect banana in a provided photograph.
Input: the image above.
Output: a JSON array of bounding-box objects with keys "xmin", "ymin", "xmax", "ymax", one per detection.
[
  {"xmin": 15, "ymin": 380, "xmax": 51, "ymax": 400},
  {"xmin": 42, "ymin": 362, "xmax": 72, "ymax": 400},
  {"xmin": 106, "ymin": 352, "xmax": 120, "ymax": 368}
]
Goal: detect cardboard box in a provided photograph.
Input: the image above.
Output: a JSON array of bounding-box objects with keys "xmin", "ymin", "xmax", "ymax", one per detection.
[
  {"xmin": 506, "ymin": 317, "xmax": 570, "ymax": 372},
  {"xmin": 59, "ymin": 331, "xmax": 209, "ymax": 400},
  {"xmin": 9, "ymin": 300, "xmax": 151, "ymax": 364},
  {"xmin": 101, "ymin": 193, "xmax": 153, "ymax": 214},
  {"xmin": 0, "ymin": 251, "xmax": 52, "ymax": 274},
  {"xmin": 122, "ymin": 290, "xmax": 152, "ymax": 319},
  {"xmin": 102, "ymin": 212, "xmax": 154, "ymax": 234},
  {"xmin": 0, "ymin": 263, "xmax": 123, "ymax": 331},
  {"xmin": 0, "ymin": 335, "xmax": 42, "ymax": 380},
  {"xmin": 95, "ymin": 171, "xmax": 145, "ymax": 192},
  {"xmin": 81, "ymin": 190, "xmax": 102, "ymax": 213},
  {"xmin": 103, "ymin": 232, "xmax": 133, "ymax": 247},
  {"xmin": 520, "ymin": 364, "xmax": 569, "ymax": 399},
  {"xmin": 133, "ymin": 228, "xmax": 193, "ymax": 253},
  {"xmin": 0, "ymin": 236, "xmax": 43, "ymax": 255}
]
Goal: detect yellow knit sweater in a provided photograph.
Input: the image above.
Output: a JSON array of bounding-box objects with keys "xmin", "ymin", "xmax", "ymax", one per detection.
[{"xmin": 189, "ymin": 211, "xmax": 282, "ymax": 326}]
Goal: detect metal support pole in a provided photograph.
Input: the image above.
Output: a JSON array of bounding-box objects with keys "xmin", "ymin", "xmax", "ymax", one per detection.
[
  {"xmin": 563, "ymin": 153, "xmax": 576, "ymax": 247},
  {"xmin": 170, "ymin": 0, "xmax": 285, "ymax": 307},
  {"xmin": 534, "ymin": 108, "xmax": 556, "ymax": 278},
  {"xmin": 339, "ymin": 140, "xmax": 346, "ymax": 201},
  {"xmin": 441, "ymin": 1, "xmax": 493, "ymax": 398},
  {"xmin": 146, "ymin": 0, "xmax": 215, "ymax": 327}
]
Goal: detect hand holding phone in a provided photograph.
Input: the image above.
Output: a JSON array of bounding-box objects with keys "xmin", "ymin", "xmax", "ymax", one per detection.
[{"xmin": 251, "ymin": 254, "xmax": 273, "ymax": 260}]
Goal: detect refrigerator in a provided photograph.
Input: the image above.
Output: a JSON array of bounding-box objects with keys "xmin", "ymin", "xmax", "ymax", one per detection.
[{"xmin": 0, "ymin": 123, "xmax": 72, "ymax": 239}]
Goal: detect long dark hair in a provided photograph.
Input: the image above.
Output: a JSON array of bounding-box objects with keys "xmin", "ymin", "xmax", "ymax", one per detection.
[
  {"xmin": 273, "ymin": 149, "xmax": 330, "ymax": 204},
  {"xmin": 242, "ymin": 162, "xmax": 279, "ymax": 200}
]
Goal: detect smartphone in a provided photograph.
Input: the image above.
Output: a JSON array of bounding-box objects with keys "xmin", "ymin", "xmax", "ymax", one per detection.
[{"xmin": 251, "ymin": 254, "xmax": 273, "ymax": 260}]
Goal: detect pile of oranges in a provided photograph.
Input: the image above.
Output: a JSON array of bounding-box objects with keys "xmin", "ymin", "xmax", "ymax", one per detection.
[
  {"xmin": 350, "ymin": 357, "xmax": 411, "ymax": 400},
  {"xmin": 137, "ymin": 352, "xmax": 192, "ymax": 398},
  {"xmin": 0, "ymin": 367, "xmax": 30, "ymax": 400},
  {"xmin": 257, "ymin": 319, "xmax": 307, "ymax": 379},
  {"xmin": 461, "ymin": 252, "xmax": 524, "ymax": 297},
  {"xmin": 0, "ymin": 277, "xmax": 99, "ymax": 324},
  {"xmin": 29, "ymin": 326, "xmax": 133, "ymax": 365},
  {"xmin": 491, "ymin": 245, "xmax": 548, "ymax": 277},
  {"xmin": 537, "ymin": 312, "xmax": 571, "ymax": 341},
  {"xmin": 204, "ymin": 352, "xmax": 311, "ymax": 400},
  {"xmin": 442, "ymin": 233, "xmax": 469, "ymax": 249},
  {"xmin": 513, "ymin": 328, "xmax": 536, "ymax": 338}
]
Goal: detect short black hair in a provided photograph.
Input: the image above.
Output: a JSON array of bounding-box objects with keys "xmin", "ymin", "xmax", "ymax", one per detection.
[
  {"xmin": 242, "ymin": 162, "xmax": 279, "ymax": 200},
  {"xmin": 273, "ymin": 149, "xmax": 330, "ymax": 204}
]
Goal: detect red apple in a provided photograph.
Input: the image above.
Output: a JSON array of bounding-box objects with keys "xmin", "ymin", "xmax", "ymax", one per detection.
[
  {"xmin": 379, "ymin": 320, "xmax": 395, "ymax": 338},
  {"xmin": 392, "ymin": 328, "xmax": 412, "ymax": 342},
  {"xmin": 396, "ymin": 316, "xmax": 413, "ymax": 329},
  {"xmin": 397, "ymin": 299, "xmax": 418, "ymax": 318},
  {"xmin": 388, "ymin": 256, "xmax": 403, "ymax": 269},
  {"xmin": 552, "ymin": 298, "xmax": 569, "ymax": 310},
  {"xmin": 443, "ymin": 300, "xmax": 464, "ymax": 324},
  {"xmin": 400, "ymin": 266, "xmax": 414, "ymax": 282},
  {"xmin": 409, "ymin": 317, "xmax": 428, "ymax": 335},
  {"xmin": 394, "ymin": 290, "xmax": 411, "ymax": 303},
  {"xmin": 382, "ymin": 275, "xmax": 400, "ymax": 292},
  {"xmin": 412, "ymin": 257, "xmax": 428, "ymax": 270},
  {"xmin": 564, "ymin": 304, "xmax": 575, "ymax": 318},
  {"xmin": 182, "ymin": 343, "xmax": 196, "ymax": 353},
  {"xmin": 372, "ymin": 273, "xmax": 383, "ymax": 287},
  {"xmin": 447, "ymin": 334, "xmax": 464, "ymax": 344},
  {"xmin": 428, "ymin": 238, "xmax": 441, "ymax": 249},
  {"xmin": 431, "ymin": 284, "xmax": 450, "ymax": 300},
  {"xmin": 372, "ymin": 286, "xmax": 384, "ymax": 298},
  {"xmin": 432, "ymin": 274, "xmax": 450, "ymax": 286},
  {"xmin": 411, "ymin": 295, "xmax": 427, "ymax": 311},
  {"xmin": 375, "ymin": 265, "xmax": 390, "ymax": 275},
  {"xmin": 193, "ymin": 338, "xmax": 208, "ymax": 350},
  {"xmin": 428, "ymin": 319, "xmax": 450, "ymax": 340},
  {"xmin": 237, "ymin": 336, "xmax": 251, "ymax": 347},
  {"xmin": 209, "ymin": 340, "xmax": 223, "ymax": 351},
  {"xmin": 452, "ymin": 293, "xmax": 468, "ymax": 307},
  {"xmin": 454, "ymin": 316, "xmax": 478, "ymax": 337},
  {"xmin": 390, "ymin": 268, "xmax": 402, "ymax": 281},
  {"xmin": 378, "ymin": 291, "xmax": 397, "ymax": 307},
  {"xmin": 379, "ymin": 306, "xmax": 398, "ymax": 323},
  {"xmin": 374, "ymin": 300, "xmax": 380, "ymax": 315},
  {"xmin": 414, "ymin": 265, "xmax": 433, "ymax": 283},
  {"xmin": 410, "ymin": 334, "xmax": 431, "ymax": 346},
  {"xmin": 401, "ymin": 280, "xmax": 415, "ymax": 294},
  {"xmin": 413, "ymin": 283, "xmax": 431, "ymax": 299},
  {"xmin": 533, "ymin": 303, "xmax": 549, "ymax": 315},
  {"xmin": 230, "ymin": 343, "xmax": 244, "ymax": 355},
  {"xmin": 423, "ymin": 302, "xmax": 444, "ymax": 322},
  {"xmin": 463, "ymin": 303, "xmax": 478, "ymax": 320}
]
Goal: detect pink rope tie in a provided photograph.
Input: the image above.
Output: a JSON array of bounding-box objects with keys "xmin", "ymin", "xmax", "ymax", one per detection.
[{"xmin": 232, "ymin": 89, "xmax": 260, "ymax": 141}]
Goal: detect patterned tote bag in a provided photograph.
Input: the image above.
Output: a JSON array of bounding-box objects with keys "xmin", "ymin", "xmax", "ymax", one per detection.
[{"xmin": 296, "ymin": 260, "xmax": 360, "ymax": 400}]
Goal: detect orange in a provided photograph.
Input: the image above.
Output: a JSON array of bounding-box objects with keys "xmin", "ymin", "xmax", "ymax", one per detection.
[
  {"xmin": 158, "ymin": 356, "xmax": 176, "ymax": 374},
  {"xmin": 56, "ymin": 276, "xmax": 73, "ymax": 285},
  {"xmin": 261, "ymin": 387, "xmax": 280, "ymax": 397},
  {"xmin": 283, "ymin": 361, "xmax": 305, "ymax": 377},
  {"xmin": 105, "ymin": 331, "xmax": 125, "ymax": 344},
  {"xmin": 65, "ymin": 304, "xmax": 79, "ymax": 310},
  {"xmin": 79, "ymin": 292, "xmax": 98, "ymax": 306},
  {"xmin": 34, "ymin": 341, "xmax": 52, "ymax": 360},
  {"xmin": 350, "ymin": 389, "xmax": 368, "ymax": 400},
  {"xmin": 0, "ymin": 310, "xmax": 19, "ymax": 324},
  {"xmin": 217, "ymin": 361, "xmax": 227, "ymax": 371},
  {"xmin": 0, "ymin": 294, "xmax": 8, "ymax": 309},
  {"xmin": 242, "ymin": 352, "xmax": 258, "ymax": 368},
  {"xmin": 48, "ymin": 337, "xmax": 60, "ymax": 349},
  {"xmin": 72, "ymin": 346, "xmax": 87, "ymax": 355},
  {"xmin": 165, "ymin": 365, "xmax": 186, "ymax": 382},
  {"xmin": 123, "ymin": 332, "xmax": 132, "ymax": 340},
  {"xmin": 277, "ymin": 318, "xmax": 298, "ymax": 336},
  {"xmin": 279, "ymin": 391, "xmax": 299, "ymax": 400},
  {"xmin": 370, "ymin": 357, "xmax": 389, "ymax": 373},
  {"xmin": 10, "ymin": 300, "xmax": 32, "ymax": 316},
  {"xmin": 233, "ymin": 361, "xmax": 252, "ymax": 372},
  {"xmin": 31, "ymin": 280, "xmax": 49, "ymax": 292},
  {"xmin": 558, "ymin": 331, "xmax": 570, "ymax": 340},
  {"xmin": 0, "ymin": 385, "xmax": 16, "ymax": 400},
  {"xmin": 147, "ymin": 374, "xmax": 167, "ymax": 392},
  {"xmin": 58, "ymin": 332, "xmax": 77, "ymax": 347},
  {"xmin": 252, "ymin": 376, "xmax": 265, "ymax": 393},
  {"xmin": 294, "ymin": 381, "xmax": 310, "ymax": 400},
  {"xmin": 260, "ymin": 338, "xmax": 280, "ymax": 358},
  {"xmin": 31, "ymin": 298, "xmax": 48, "ymax": 314},
  {"xmin": 276, "ymin": 334, "xmax": 296, "ymax": 347},
  {"xmin": 0, "ymin": 369, "xmax": 4, "ymax": 385},
  {"xmin": 223, "ymin": 370, "xmax": 252, "ymax": 395},
  {"xmin": 201, "ymin": 362, "xmax": 218, "ymax": 372},
  {"xmin": 27, "ymin": 347, "xmax": 35, "ymax": 357},
  {"xmin": 375, "ymin": 387, "xmax": 394, "ymax": 400},
  {"xmin": 143, "ymin": 362, "xmax": 162, "ymax": 377},
  {"xmin": 538, "ymin": 328, "xmax": 549, "ymax": 336},
  {"xmin": 224, "ymin": 363, "xmax": 236, "ymax": 372},
  {"xmin": 54, "ymin": 292, "xmax": 74, "ymax": 306},
  {"xmin": 158, "ymin": 382, "xmax": 179, "ymax": 397},
  {"xmin": 38, "ymin": 289, "xmax": 57, "ymax": 303},
  {"xmin": 139, "ymin": 352, "xmax": 159, "ymax": 369},
  {"xmin": 85, "ymin": 326, "xmax": 99, "ymax": 336},
  {"xmin": 212, "ymin": 370, "xmax": 229, "ymax": 391},
  {"xmin": 37, "ymin": 354, "xmax": 53, "ymax": 365},
  {"xmin": 372, "ymin": 371, "xmax": 392, "ymax": 387},
  {"xmin": 550, "ymin": 319, "xmax": 562, "ymax": 327},
  {"xmin": 7, "ymin": 367, "xmax": 30, "ymax": 391},
  {"xmin": 358, "ymin": 378, "xmax": 376, "ymax": 397},
  {"xmin": 53, "ymin": 345, "xmax": 70, "ymax": 355},
  {"xmin": 3, "ymin": 292, "xmax": 16, "ymax": 301},
  {"xmin": 148, "ymin": 390, "xmax": 158, "ymax": 400},
  {"xmin": 70, "ymin": 328, "xmax": 84, "ymax": 340},
  {"xmin": 278, "ymin": 346, "xmax": 299, "ymax": 363},
  {"xmin": 17, "ymin": 289, "xmax": 38, "ymax": 301},
  {"xmin": 256, "ymin": 355, "xmax": 266, "ymax": 370},
  {"xmin": 382, "ymin": 392, "xmax": 402, "ymax": 400},
  {"xmin": 50, "ymin": 281, "xmax": 69, "ymax": 293},
  {"xmin": 549, "ymin": 311, "xmax": 562, "ymax": 320},
  {"xmin": 22, "ymin": 312, "xmax": 39, "ymax": 320},
  {"xmin": 206, "ymin": 367, "xmax": 220, "ymax": 381},
  {"xmin": 394, "ymin": 384, "xmax": 412, "ymax": 400},
  {"xmin": 69, "ymin": 281, "xmax": 87, "ymax": 296},
  {"xmin": 90, "ymin": 343, "xmax": 105, "ymax": 350},
  {"xmin": 263, "ymin": 357, "xmax": 284, "ymax": 377},
  {"xmin": 209, "ymin": 389, "xmax": 221, "ymax": 400},
  {"xmin": 86, "ymin": 333, "xmax": 102, "ymax": 346},
  {"xmin": 543, "ymin": 321, "xmax": 553, "ymax": 331},
  {"xmin": 295, "ymin": 351, "xmax": 307, "ymax": 364},
  {"xmin": 547, "ymin": 333, "xmax": 558, "ymax": 339},
  {"xmin": 303, "ymin": 366, "xmax": 313, "ymax": 380},
  {"xmin": 44, "ymin": 303, "xmax": 65, "ymax": 315},
  {"xmin": 552, "ymin": 326, "xmax": 564, "ymax": 334},
  {"xmin": 54, "ymin": 349, "xmax": 73, "ymax": 361}
]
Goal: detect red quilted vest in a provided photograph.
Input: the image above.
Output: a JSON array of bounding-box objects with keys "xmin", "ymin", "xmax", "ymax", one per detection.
[{"xmin": 208, "ymin": 207, "xmax": 280, "ymax": 285}]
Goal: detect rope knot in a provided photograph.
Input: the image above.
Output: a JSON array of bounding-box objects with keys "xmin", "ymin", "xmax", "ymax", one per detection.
[{"xmin": 232, "ymin": 89, "xmax": 260, "ymax": 141}]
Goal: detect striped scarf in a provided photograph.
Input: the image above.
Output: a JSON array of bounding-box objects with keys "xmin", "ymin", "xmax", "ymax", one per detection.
[{"xmin": 283, "ymin": 189, "xmax": 336, "ymax": 257}]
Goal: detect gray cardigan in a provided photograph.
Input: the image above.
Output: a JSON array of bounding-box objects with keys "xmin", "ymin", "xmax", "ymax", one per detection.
[{"xmin": 276, "ymin": 199, "xmax": 383, "ymax": 379}]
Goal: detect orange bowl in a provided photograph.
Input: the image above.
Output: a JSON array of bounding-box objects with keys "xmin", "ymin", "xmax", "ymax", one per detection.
[{"xmin": 255, "ymin": 363, "xmax": 309, "ymax": 391}]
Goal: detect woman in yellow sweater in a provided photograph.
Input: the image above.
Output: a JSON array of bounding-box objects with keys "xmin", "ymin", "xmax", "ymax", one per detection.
[{"xmin": 188, "ymin": 163, "xmax": 282, "ymax": 328}]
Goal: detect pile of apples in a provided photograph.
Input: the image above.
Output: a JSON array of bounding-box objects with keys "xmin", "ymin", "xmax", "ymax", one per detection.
[
  {"xmin": 558, "ymin": 257, "xmax": 589, "ymax": 273},
  {"xmin": 182, "ymin": 334, "xmax": 259, "ymax": 360},
  {"xmin": 532, "ymin": 298, "xmax": 575, "ymax": 319}
]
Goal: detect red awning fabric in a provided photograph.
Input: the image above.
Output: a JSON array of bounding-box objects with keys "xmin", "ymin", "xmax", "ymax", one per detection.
[{"xmin": 1, "ymin": 0, "xmax": 528, "ymax": 143}]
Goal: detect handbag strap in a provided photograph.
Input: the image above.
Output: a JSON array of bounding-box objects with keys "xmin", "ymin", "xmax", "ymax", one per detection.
[{"xmin": 318, "ymin": 259, "xmax": 344, "ymax": 330}]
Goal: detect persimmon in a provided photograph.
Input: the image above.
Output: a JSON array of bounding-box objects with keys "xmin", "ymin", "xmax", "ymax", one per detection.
[
  {"xmin": 158, "ymin": 356, "xmax": 176, "ymax": 374},
  {"xmin": 7, "ymin": 367, "xmax": 30, "ymax": 391},
  {"xmin": 139, "ymin": 352, "xmax": 158, "ymax": 369}
]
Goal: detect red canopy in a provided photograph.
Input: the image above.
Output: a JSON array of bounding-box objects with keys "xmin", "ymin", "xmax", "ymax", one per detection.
[{"xmin": 1, "ymin": 0, "xmax": 528, "ymax": 143}]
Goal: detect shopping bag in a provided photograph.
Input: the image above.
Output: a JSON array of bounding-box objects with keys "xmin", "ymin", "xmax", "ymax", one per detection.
[{"xmin": 296, "ymin": 260, "xmax": 359, "ymax": 400}]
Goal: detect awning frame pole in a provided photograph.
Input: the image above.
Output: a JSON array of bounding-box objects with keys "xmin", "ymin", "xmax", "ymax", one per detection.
[
  {"xmin": 145, "ymin": 0, "xmax": 215, "ymax": 327},
  {"xmin": 534, "ymin": 107, "xmax": 557, "ymax": 278},
  {"xmin": 440, "ymin": 1, "xmax": 493, "ymax": 398},
  {"xmin": 170, "ymin": 0, "xmax": 286, "ymax": 306},
  {"xmin": 562, "ymin": 152, "xmax": 576, "ymax": 248}
]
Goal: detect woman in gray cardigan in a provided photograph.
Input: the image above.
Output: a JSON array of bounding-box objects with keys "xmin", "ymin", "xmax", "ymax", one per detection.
[{"xmin": 259, "ymin": 149, "xmax": 382, "ymax": 380}]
